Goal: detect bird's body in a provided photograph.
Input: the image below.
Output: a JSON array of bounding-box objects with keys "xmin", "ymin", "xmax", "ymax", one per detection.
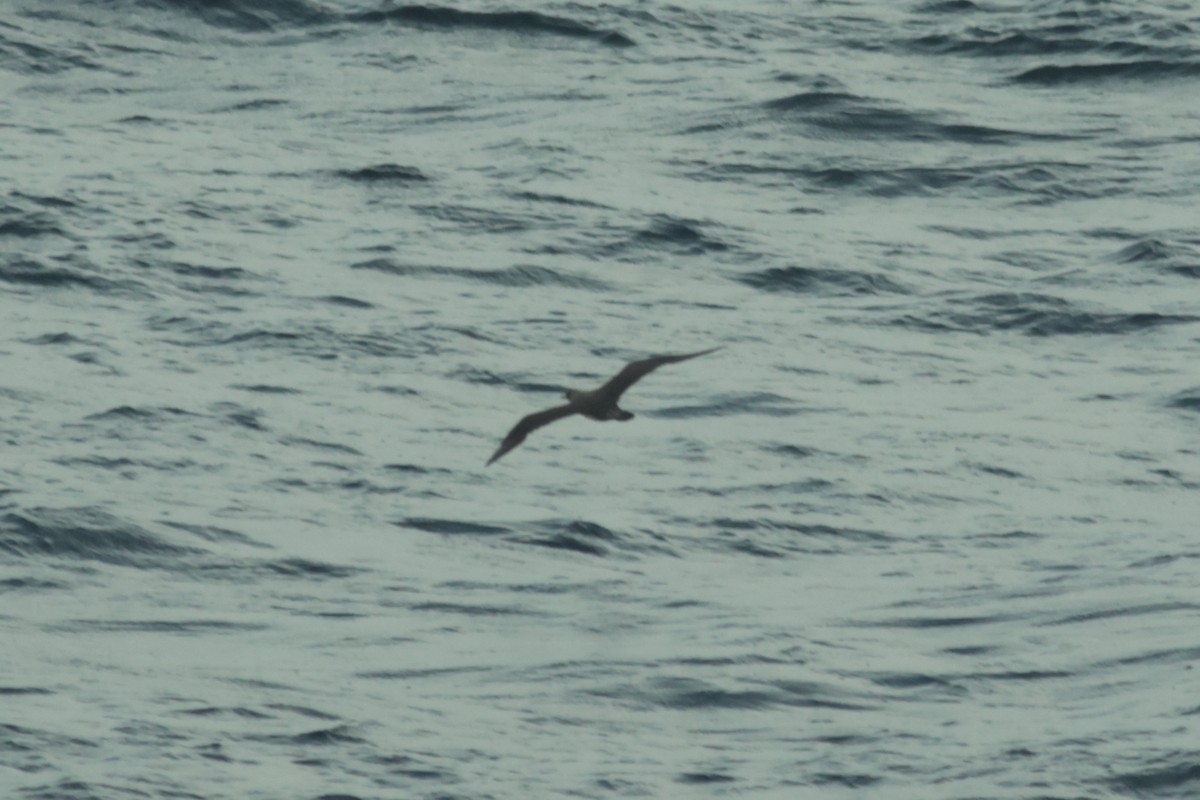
[{"xmin": 486, "ymin": 347, "xmax": 720, "ymax": 466}]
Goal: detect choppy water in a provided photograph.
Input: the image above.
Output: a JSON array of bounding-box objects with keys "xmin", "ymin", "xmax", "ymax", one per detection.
[{"xmin": 4, "ymin": 1, "xmax": 1200, "ymax": 798}]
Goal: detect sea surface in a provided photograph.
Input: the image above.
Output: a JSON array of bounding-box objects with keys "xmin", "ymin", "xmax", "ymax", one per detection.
[{"xmin": 3, "ymin": 1, "xmax": 1200, "ymax": 798}]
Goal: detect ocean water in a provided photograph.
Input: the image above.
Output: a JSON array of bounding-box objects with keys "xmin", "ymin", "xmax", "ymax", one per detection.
[{"xmin": 3, "ymin": 0, "xmax": 1200, "ymax": 797}]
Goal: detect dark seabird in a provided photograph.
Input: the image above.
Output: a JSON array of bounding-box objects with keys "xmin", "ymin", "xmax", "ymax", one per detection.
[{"xmin": 487, "ymin": 347, "xmax": 720, "ymax": 466}]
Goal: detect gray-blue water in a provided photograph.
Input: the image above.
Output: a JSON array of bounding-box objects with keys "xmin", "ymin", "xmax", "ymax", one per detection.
[{"xmin": 4, "ymin": 1, "xmax": 1200, "ymax": 797}]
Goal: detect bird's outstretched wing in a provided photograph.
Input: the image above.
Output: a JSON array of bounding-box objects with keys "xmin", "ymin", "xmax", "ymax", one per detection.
[
  {"xmin": 597, "ymin": 347, "xmax": 721, "ymax": 403},
  {"xmin": 487, "ymin": 403, "xmax": 579, "ymax": 466}
]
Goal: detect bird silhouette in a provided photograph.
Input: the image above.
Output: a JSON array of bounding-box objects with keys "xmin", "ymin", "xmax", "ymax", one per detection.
[{"xmin": 487, "ymin": 347, "xmax": 720, "ymax": 466}]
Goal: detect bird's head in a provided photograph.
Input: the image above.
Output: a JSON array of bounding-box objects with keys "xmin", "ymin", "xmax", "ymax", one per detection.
[{"xmin": 563, "ymin": 388, "xmax": 584, "ymax": 402}]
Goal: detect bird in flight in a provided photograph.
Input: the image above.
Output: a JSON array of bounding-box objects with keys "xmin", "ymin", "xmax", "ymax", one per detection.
[{"xmin": 487, "ymin": 347, "xmax": 721, "ymax": 466}]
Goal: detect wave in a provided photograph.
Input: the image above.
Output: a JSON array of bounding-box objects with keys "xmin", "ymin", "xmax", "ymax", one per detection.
[
  {"xmin": 689, "ymin": 159, "xmax": 1099, "ymax": 202},
  {"xmin": 508, "ymin": 190, "xmax": 612, "ymax": 209},
  {"xmin": 909, "ymin": 32, "xmax": 1182, "ymax": 60},
  {"xmin": 149, "ymin": 315, "xmax": 460, "ymax": 358},
  {"xmin": 1109, "ymin": 757, "xmax": 1200, "ymax": 798},
  {"xmin": 348, "ymin": 5, "xmax": 635, "ymax": 48},
  {"xmin": 894, "ymin": 292, "xmax": 1199, "ymax": 336},
  {"xmin": 759, "ymin": 90, "xmax": 1071, "ymax": 145},
  {"xmin": 0, "ymin": 27, "xmax": 108, "ymax": 74},
  {"xmin": 914, "ymin": 0, "xmax": 977, "ymax": 11},
  {"xmin": 630, "ymin": 217, "xmax": 727, "ymax": 253},
  {"xmin": 571, "ymin": 216, "xmax": 733, "ymax": 260},
  {"xmin": 85, "ymin": 404, "xmax": 195, "ymax": 422},
  {"xmin": 593, "ymin": 674, "xmax": 871, "ymax": 712},
  {"xmin": 395, "ymin": 516, "xmax": 676, "ymax": 559},
  {"xmin": 133, "ymin": 0, "xmax": 334, "ymax": 33},
  {"xmin": 352, "ymin": 258, "xmax": 608, "ymax": 290},
  {"xmin": 1, "ymin": 255, "xmax": 140, "ymax": 295},
  {"xmin": 653, "ymin": 392, "xmax": 803, "ymax": 419},
  {"xmin": 0, "ymin": 207, "xmax": 70, "ymax": 238},
  {"xmin": 86, "ymin": 0, "xmax": 635, "ymax": 48},
  {"xmin": 736, "ymin": 265, "xmax": 907, "ymax": 296},
  {"xmin": 1012, "ymin": 60, "xmax": 1200, "ymax": 85},
  {"xmin": 334, "ymin": 163, "xmax": 430, "ymax": 184},
  {"xmin": 1167, "ymin": 389, "xmax": 1200, "ymax": 414},
  {"xmin": 703, "ymin": 524, "xmax": 893, "ymax": 558},
  {"xmin": 395, "ymin": 517, "xmax": 510, "ymax": 536},
  {"xmin": 519, "ymin": 519, "xmax": 620, "ymax": 557},
  {"xmin": 0, "ymin": 507, "xmax": 203, "ymax": 567},
  {"xmin": 2, "ymin": 504, "xmax": 375, "ymax": 587},
  {"xmin": 1104, "ymin": 237, "xmax": 1200, "ymax": 279}
]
